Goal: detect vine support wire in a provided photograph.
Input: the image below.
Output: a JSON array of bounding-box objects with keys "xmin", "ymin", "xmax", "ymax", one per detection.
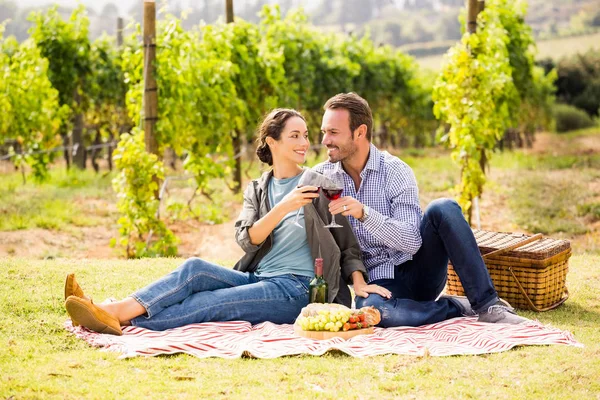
[
  {"xmin": 0, "ymin": 143, "xmax": 80, "ymax": 161},
  {"xmin": 85, "ymin": 141, "xmax": 117, "ymax": 151}
]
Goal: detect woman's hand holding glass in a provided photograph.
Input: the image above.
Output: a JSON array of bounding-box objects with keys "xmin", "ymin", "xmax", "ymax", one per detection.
[{"xmin": 284, "ymin": 173, "xmax": 320, "ymax": 228}]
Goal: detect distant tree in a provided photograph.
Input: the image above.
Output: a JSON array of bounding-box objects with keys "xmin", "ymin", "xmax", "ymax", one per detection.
[
  {"xmin": 279, "ymin": 0, "xmax": 294, "ymax": 16},
  {"xmin": 126, "ymin": 1, "xmax": 142, "ymax": 24},
  {"xmin": 0, "ymin": 0, "xmax": 17, "ymax": 23},
  {"xmin": 343, "ymin": 0, "xmax": 374, "ymax": 26},
  {"xmin": 4, "ymin": 6, "xmax": 34, "ymax": 42},
  {"xmin": 179, "ymin": 1, "xmax": 215, "ymax": 29},
  {"xmin": 170, "ymin": 1, "xmax": 183, "ymax": 19},
  {"xmin": 535, "ymin": 57, "xmax": 556, "ymax": 76},
  {"xmin": 383, "ymin": 21, "xmax": 403, "ymax": 46},
  {"xmin": 310, "ymin": 0, "xmax": 334, "ymax": 25},
  {"xmin": 555, "ymin": 51, "xmax": 600, "ymax": 117},
  {"xmin": 439, "ymin": 0, "xmax": 464, "ymax": 7},
  {"xmin": 372, "ymin": 0, "xmax": 388, "ymax": 17},
  {"xmin": 93, "ymin": 2, "xmax": 119, "ymax": 38},
  {"xmin": 406, "ymin": 19, "xmax": 434, "ymax": 43},
  {"xmin": 405, "ymin": 0, "xmax": 435, "ymax": 10},
  {"xmin": 199, "ymin": 0, "xmax": 223, "ymax": 24},
  {"xmin": 100, "ymin": 3, "xmax": 119, "ymax": 18},
  {"xmin": 238, "ymin": 0, "xmax": 265, "ymax": 23},
  {"xmin": 591, "ymin": 10, "xmax": 600, "ymax": 26},
  {"xmin": 440, "ymin": 11, "xmax": 461, "ymax": 40}
]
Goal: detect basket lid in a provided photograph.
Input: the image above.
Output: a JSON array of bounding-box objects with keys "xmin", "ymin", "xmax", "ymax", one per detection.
[{"xmin": 473, "ymin": 229, "xmax": 571, "ymax": 260}]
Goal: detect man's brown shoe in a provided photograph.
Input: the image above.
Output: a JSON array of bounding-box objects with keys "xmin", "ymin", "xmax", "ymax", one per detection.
[
  {"xmin": 65, "ymin": 296, "xmax": 123, "ymax": 336},
  {"xmin": 64, "ymin": 273, "xmax": 87, "ymax": 300}
]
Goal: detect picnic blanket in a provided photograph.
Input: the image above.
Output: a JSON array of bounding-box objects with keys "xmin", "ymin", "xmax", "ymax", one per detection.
[{"xmin": 64, "ymin": 317, "xmax": 582, "ymax": 359}]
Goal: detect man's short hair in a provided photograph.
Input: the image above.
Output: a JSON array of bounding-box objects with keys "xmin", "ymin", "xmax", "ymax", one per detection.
[{"xmin": 324, "ymin": 92, "xmax": 373, "ymax": 141}]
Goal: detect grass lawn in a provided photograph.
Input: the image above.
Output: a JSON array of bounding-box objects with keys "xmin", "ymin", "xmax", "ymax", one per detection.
[
  {"xmin": 1, "ymin": 255, "xmax": 599, "ymax": 399},
  {"xmin": 0, "ymin": 170, "xmax": 114, "ymax": 232}
]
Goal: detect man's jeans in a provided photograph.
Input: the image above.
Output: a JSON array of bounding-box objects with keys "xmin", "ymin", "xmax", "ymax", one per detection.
[
  {"xmin": 356, "ymin": 198, "xmax": 499, "ymax": 327},
  {"xmin": 130, "ymin": 258, "xmax": 311, "ymax": 331}
]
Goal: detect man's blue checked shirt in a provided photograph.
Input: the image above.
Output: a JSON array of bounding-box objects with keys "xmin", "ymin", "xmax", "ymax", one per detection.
[{"xmin": 314, "ymin": 144, "xmax": 423, "ymax": 282}]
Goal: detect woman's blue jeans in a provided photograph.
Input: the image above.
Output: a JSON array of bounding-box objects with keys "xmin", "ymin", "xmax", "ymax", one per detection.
[
  {"xmin": 356, "ymin": 198, "xmax": 499, "ymax": 327},
  {"xmin": 130, "ymin": 258, "xmax": 311, "ymax": 331}
]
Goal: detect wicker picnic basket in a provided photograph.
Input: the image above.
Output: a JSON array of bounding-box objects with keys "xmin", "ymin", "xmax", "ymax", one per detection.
[{"xmin": 447, "ymin": 229, "xmax": 571, "ymax": 312}]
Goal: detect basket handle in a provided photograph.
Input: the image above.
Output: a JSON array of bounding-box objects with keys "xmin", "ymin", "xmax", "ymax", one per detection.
[
  {"xmin": 508, "ymin": 266, "xmax": 569, "ymax": 312},
  {"xmin": 482, "ymin": 233, "xmax": 544, "ymax": 260}
]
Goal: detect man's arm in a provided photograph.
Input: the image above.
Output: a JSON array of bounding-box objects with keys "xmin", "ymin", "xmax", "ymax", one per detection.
[
  {"xmin": 350, "ymin": 270, "xmax": 392, "ymax": 299},
  {"xmin": 361, "ymin": 181, "xmax": 422, "ymax": 255}
]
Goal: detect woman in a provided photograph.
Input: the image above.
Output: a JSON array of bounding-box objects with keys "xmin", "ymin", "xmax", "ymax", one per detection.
[{"xmin": 64, "ymin": 109, "xmax": 390, "ymax": 335}]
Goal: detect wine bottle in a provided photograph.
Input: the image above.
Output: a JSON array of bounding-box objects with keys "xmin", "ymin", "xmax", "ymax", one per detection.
[{"xmin": 309, "ymin": 258, "xmax": 328, "ymax": 303}]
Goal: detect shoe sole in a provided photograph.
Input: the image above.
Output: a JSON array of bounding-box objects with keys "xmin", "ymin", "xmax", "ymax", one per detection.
[{"xmin": 65, "ymin": 297, "xmax": 122, "ymax": 336}]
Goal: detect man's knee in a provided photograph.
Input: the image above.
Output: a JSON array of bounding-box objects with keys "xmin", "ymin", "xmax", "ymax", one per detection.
[
  {"xmin": 356, "ymin": 293, "xmax": 387, "ymax": 309},
  {"xmin": 424, "ymin": 198, "xmax": 462, "ymax": 221}
]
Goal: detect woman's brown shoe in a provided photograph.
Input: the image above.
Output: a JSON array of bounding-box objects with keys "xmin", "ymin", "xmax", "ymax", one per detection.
[
  {"xmin": 65, "ymin": 296, "xmax": 123, "ymax": 336},
  {"xmin": 64, "ymin": 273, "xmax": 87, "ymax": 300}
]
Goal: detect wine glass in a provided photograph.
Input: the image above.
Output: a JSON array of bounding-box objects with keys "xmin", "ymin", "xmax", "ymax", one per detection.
[
  {"xmin": 322, "ymin": 170, "xmax": 344, "ymax": 228},
  {"xmin": 289, "ymin": 171, "xmax": 320, "ymax": 228}
]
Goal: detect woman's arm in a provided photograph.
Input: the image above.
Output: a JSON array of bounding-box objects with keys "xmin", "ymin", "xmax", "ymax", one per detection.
[
  {"xmin": 235, "ymin": 182, "xmax": 263, "ymax": 253},
  {"xmin": 247, "ymin": 202, "xmax": 290, "ymax": 245}
]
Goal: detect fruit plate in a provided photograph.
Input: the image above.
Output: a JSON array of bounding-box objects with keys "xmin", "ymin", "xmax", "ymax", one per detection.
[{"xmin": 293, "ymin": 323, "xmax": 374, "ymax": 340}]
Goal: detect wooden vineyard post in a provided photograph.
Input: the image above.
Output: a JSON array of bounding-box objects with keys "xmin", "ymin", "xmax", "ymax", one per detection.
[
  {"xmin": 226, "ymin": 0, "xmax": 234, "ymax": 23},
  {"xmin": 467, "ymin": 0, "xmax": 479, "ymax": 34},
  {"xmin": 117, "ymin": 17, "xmax": 124, "ymax": 47},
  {"xmin": 143, "ymin": 0, "xmax": 159, "ymax": 197},
  {"xmin": 143, "ymin": 0, "xmax": 158, "ymax": 158}
]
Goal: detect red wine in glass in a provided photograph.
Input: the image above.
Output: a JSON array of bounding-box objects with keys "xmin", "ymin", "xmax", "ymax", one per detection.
[
  {"xmin": 298, "ymin": 185, "xmax": 321, "ymax": 194},
  {"xmin": 322, "ymin": 187, "xmax": 343, "ymax": 201},
  {"xmin": 322, "ymin": 171, "xmax": 344, "ymax": 228},
  {"xmin": 290, "ymin": 184, "xmax": 320, "ymax": 228}
]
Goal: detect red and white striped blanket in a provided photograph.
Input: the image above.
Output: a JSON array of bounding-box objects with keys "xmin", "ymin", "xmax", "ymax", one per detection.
[{"xmin": 64, "ymin": 317, "xmax": 582, "ymax": 359}]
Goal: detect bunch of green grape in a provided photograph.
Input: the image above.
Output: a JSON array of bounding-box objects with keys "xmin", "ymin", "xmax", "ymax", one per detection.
[{"xmin": 297, "ymin": 309, "xmax": 368, "ymax": 332}]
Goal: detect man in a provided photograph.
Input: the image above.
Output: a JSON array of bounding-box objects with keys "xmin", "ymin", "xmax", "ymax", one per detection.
[{"xmin": 313, "ymin": 92, "xmax": 528, "ymax": 327}]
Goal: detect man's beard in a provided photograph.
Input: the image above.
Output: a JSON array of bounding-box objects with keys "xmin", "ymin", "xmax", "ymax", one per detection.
[{"xmin": 327, "ymin": 142, "xmax": 356, "ymax": 163}]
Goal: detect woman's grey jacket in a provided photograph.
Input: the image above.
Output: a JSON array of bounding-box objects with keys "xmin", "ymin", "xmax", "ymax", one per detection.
[{"xmin": 234, "ymin": 168, "xmax": 367, "ymax": 307}]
